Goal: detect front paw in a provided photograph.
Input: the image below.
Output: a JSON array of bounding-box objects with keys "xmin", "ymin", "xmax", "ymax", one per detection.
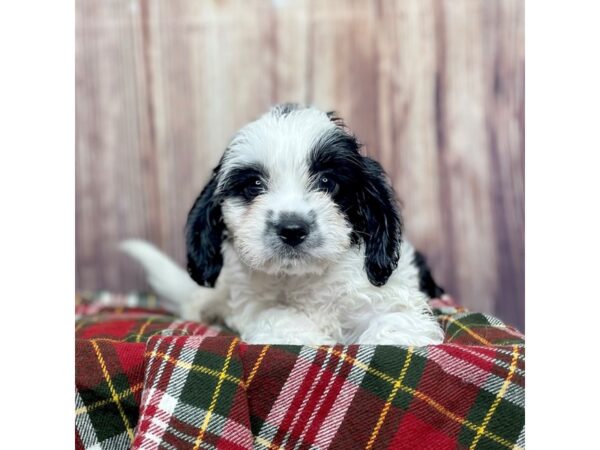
[
  {"xmin": 179, "ymin": 302, "xmax": 201, "ymax": 321},
  {"xmin": 358, "ymin": 313, "xmax": 444, "ymax": 346}
]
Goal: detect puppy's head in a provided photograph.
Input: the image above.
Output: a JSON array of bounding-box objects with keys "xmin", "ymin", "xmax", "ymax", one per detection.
[{"xmin": 186, "ymin": 104, "xmax": 402, "ymax": 287}]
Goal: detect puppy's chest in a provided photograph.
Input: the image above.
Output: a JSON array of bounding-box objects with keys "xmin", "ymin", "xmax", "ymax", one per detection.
[
  {"xmin": 275, "ymin": 278, "xmax": 340, "ymax": 309},
  {"xmin": 232, "ymin": 268, "xmax": 351, "ymax": 313}
]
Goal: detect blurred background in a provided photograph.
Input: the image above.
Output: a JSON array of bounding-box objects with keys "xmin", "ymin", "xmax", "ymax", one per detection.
[{"xmin": 76, "ymin": 0, "xmax": 524, "ymax": 330}]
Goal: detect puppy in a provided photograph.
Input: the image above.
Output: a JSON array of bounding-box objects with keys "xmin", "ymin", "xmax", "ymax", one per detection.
[{"xmin": 122, "ymin": 103, "xmax": 445, "ymax": 346}]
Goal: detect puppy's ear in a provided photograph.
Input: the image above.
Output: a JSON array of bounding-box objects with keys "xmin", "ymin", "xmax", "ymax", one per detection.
[
  {"xmin": 356, "ymin": 157, "xmax": 403, "ymax": 286},
  {"xmin": 185, "ymin": 165, "xmax": 225, "ymax": 287}
]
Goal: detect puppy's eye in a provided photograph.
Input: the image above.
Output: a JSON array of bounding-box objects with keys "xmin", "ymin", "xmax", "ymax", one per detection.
[
  {"xmin": 243, "ymin": 178, "xmax": 265, "ymax": 199},
  {"xmin": 318, "ymin": 175, "xmax": 339, "ymax": 195}
]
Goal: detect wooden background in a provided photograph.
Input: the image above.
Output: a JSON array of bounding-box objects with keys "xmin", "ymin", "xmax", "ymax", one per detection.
[{"xmin": 76, "ymin": 0, "xmax": 524, "ymax": 330}]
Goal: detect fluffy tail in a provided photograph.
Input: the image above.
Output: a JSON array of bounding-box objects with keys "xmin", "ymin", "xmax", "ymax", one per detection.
[{"xmin": 120, "ymin": 239, "xmax": 198, "ymax": 304}]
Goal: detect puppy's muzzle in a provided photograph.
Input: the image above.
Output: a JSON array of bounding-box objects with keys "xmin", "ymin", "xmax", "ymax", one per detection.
[{"xmin": 275, "ymin": 214, "xmax": 310, "ymax": 247}]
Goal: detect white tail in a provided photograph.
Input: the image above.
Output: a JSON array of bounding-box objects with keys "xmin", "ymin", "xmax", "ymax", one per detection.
[{"xmin": 119, "ymin": 239, "xmax": 198, "ymax": 304}]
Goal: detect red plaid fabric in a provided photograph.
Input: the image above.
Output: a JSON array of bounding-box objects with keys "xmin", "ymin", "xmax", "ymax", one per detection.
[{"xmin": 76, "ymin": 292, "xmax": 524, "ymax": 450}]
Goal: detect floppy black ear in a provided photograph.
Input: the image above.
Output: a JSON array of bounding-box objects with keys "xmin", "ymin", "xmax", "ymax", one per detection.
[
  {"xmin": 356, "ymin": 157, "xmax": 403, "ymax": 286},
  {"xmin": 185, "ymin": 165, "xmax": 225, "ymax": 287}
]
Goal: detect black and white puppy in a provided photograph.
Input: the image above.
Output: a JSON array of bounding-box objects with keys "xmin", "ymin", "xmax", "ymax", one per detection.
[{"xmin": 123, "ymin": 104, "xmax": 445, "ymax": 345}]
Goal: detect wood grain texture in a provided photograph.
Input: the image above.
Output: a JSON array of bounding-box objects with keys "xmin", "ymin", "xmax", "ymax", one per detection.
[{"xmin": 76, "ymin": 0, "xmax": 524, "ymax": 330}]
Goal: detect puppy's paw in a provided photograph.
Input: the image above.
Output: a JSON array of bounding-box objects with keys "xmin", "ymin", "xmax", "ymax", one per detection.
[
  {"xmin": 179, "ymin": 300, "xmax": 203, "ymax": 322},
  {"xmin": 239, "ymin": 307, "xmax": 337, "ymax": 345},
  {"xmin": 358, "ymin": 312, "xmax": 444, "ymax": 346}
]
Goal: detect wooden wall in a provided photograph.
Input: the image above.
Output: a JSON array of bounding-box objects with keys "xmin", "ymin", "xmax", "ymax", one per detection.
[{"xmin": 76, "ymin": 0, "xmax": 524, "ymax": 330}]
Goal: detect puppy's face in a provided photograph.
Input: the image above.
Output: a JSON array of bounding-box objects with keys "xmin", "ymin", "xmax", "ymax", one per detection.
[
  {"xmin": 186, "ymin": 104, "xmax": 402, "ymax": 287},
  {"xmin": 219, "ymin": 106, "xmax": 354, "ymax": 275}
]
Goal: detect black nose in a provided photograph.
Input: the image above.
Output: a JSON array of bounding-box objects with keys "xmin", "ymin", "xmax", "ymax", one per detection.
[{"xmin": 276, "ymin": 216, "xmax": 310, "ymax": 247}]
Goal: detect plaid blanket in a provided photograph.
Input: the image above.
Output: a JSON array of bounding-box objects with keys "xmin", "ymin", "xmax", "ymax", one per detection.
[{"xmin": 75, "ymin": 292, "xmax": 524, "ymax": 450}]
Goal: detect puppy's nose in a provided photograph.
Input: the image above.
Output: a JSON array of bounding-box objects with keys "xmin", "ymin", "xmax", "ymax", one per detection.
[{"xmin": 276, "ymin": 216, "xmax": 310, "ymax": 247}]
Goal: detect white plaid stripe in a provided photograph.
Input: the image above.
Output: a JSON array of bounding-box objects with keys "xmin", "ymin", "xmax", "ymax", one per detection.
[
  {"xmin": 135, "ymin": 388, "xmax": 171, "ymax": 450},
  {"xmin": 138, "ymin": 416, "xmax": 171, "ymax": 449},
  {"xmin": 222, "ymin": 412, "xmax": 254, "ymax": 448},
  {"xmin": 481, "ymin": 313, "xmax": 506, "ymax": 327},
  {"xmin": 493, "ymin": 345, "xmax": 526, "ymax": 360},
  {"xmin": 292, "ymin": 348, "xmax": 346, "ymax": 449},
  {"xmin": 164, "ymin": 344, "xmax": 197, "ymax": 398},
  {"xmin": 159, "ymin": 320, "xmax": 222, "ymax": 338},
  {"xmin": 135, "ymin": 339, "xmax": 190, "ymax": 449},
  {"xmin": 482, "ymin": 373, "xmax": 524, "ymax": 408},
  {"xmin": 159, "ymin": 319, "xmax": 187, "ymax": 336},
  {"xmin": 414, "ymin": 346, "xmax": 524, "ymax": 408},
  {"xmin": 184, "ymin": 335, "xmax": 215, "ymax": 350},
  {"xmin": 498, "ymin": 327, "xmax": 526, "ymax": 339},
  {"xmin": 255, "ymin": 346, "xmax": 318, "ymax": 448},
  {"xmin": 177, "ymin": 402, "xmax": 251, "ymax": 447},
  {"xmin": 178, "ymin": 401, "xmax": 229, "ymax": 441},
  {"xmin": 133, "ymin": 339, "xmax": 179, "ymax": 450},
  {"xmin": 516, "ymin": 424, "xmax": 525, "ymax": 448},
  {"xmin": 94, "ymin": 432, "xmax": 131, "ymax": 450},
  {"xmin": 75, "ymin": 391, "xmax": 100, "ymax": 450},
  {"xmin": 313, "ymin": 345, "xmax": 375, "ymax": 450},
  {"xmin": 279, "ymin": 348, "xmax": 334, "ymax": 448},
  {"xmin": 447, "ymin": 344, "xmax": 526, "ymax": 377},
  {"xmin": 417, "ymin": 346, "xmax": 490, "ymax": 388}
]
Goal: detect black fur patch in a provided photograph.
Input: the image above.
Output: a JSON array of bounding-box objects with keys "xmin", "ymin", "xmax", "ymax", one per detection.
[
  {"xmin": 413, "ymin": 250, "xmax": 445, "ymax": 299},
  {"xmin": 309, "ymin": 127, "xmax": 403, "ymax": 287},
  {"xmin": 219, "ymin": 163, "xmax": 269, "ymax": 203},
  {"xmin": 185, "ymin": 164, "xmax": 226, "ymax": 287}
]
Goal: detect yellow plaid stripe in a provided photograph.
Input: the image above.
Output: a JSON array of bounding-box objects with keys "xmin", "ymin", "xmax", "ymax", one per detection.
[
  {"xmin": 365, "ymin": 347, "xmax": 414, "ymax": 450},
  {"xmin": 91, "ymin": 340, "xmax": 135, "ymax": 442},
  {"xmin": 246, "ymin": 345, "xmax": 270, "ymax": 388},
  {"xmin": 135, "ymin": 316, "xmax": 158, "ymax": 342},
  {"xmin": 75, "ymin": 382, "xmax": 144, "ymax": 416},
  {"xmin": 443, "ymin": 316, "xmax": 493, "ymax": 346},
  {"xmin": 145, "ymin": 350, "xmax": 245, "ymax": 388},
  {"xmin": 79, "ymin": 337, "xmax": 135, "ymax": 344},
  {"xmin": 254, "ymin": 435, "xmax": 282, "ymax": 450},
  {"xmin": 192, "ymin": 338, "xmax": 240, "ymax": 450},
  {"xmin": 314, "ymin": 346, "xmax": 522, "ymax": 450},
  {"xmin": 469, "ymin": 345, "xmax": 520, "ymax": 449}
]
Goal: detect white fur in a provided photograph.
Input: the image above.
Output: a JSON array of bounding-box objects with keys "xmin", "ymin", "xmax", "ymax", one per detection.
[
  {"xmin": 121, "ymin": 238, "xmax": 443, "ymax": 346},
  {"xmin": 122, "ymin": 105, "xmax": 444, "ymax": 346}
]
